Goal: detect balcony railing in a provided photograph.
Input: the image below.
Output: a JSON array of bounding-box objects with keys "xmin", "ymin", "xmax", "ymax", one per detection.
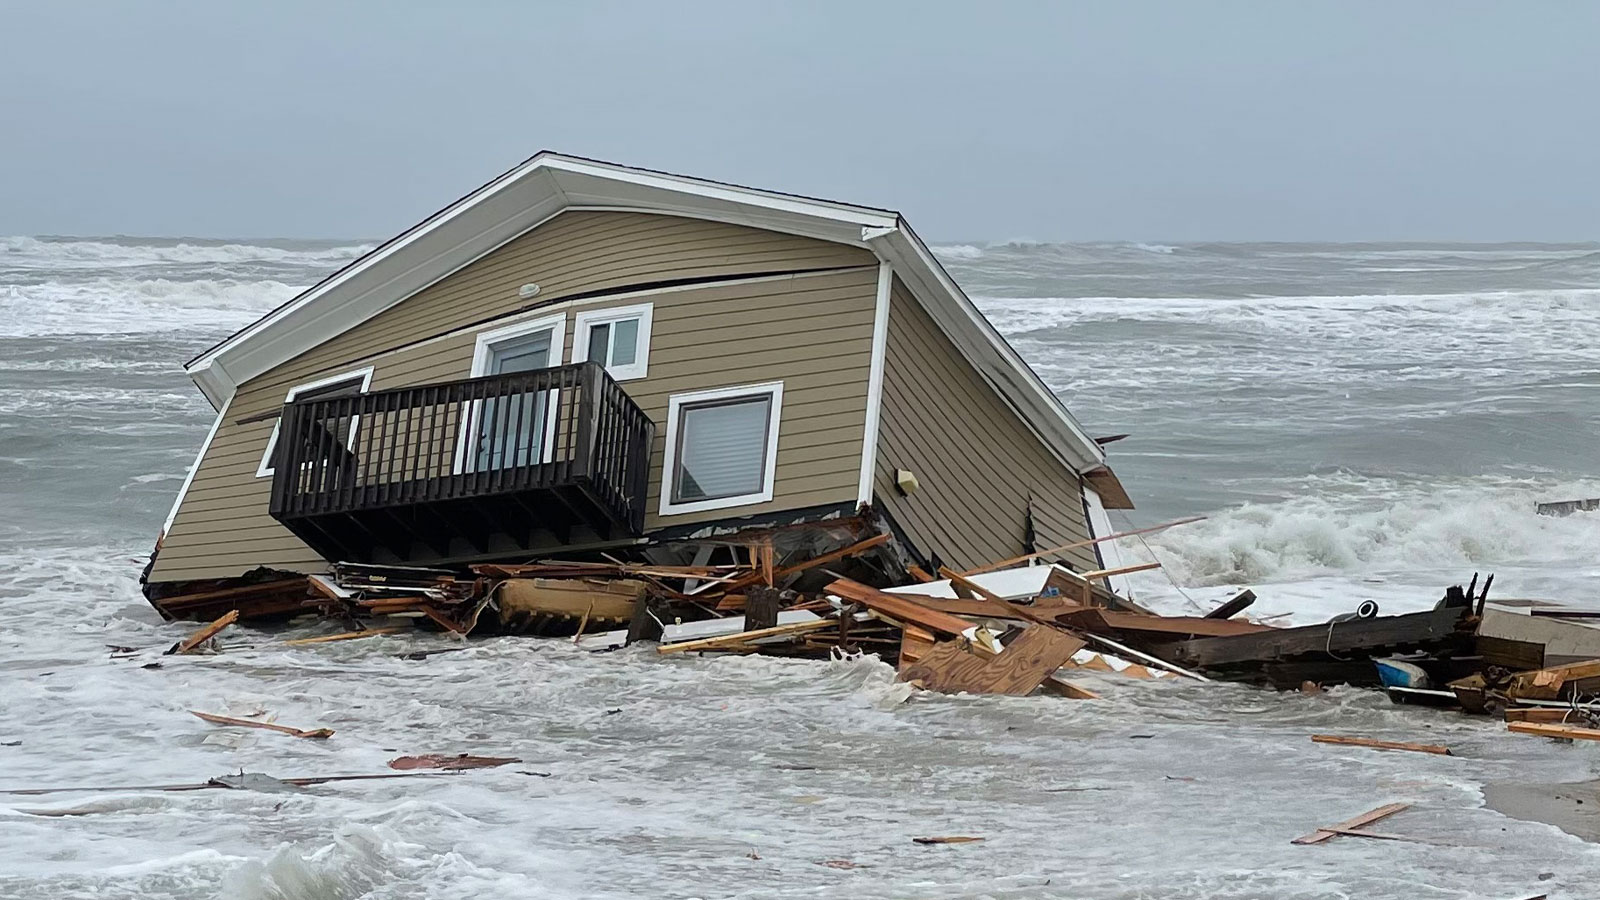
[{"xmin": 268, "ymin": 362, "xmax": 653, "ymax": 563}]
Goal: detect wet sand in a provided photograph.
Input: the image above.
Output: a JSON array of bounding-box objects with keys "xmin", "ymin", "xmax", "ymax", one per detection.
[{"xmin": 1485, "ymin": 778, "xmax": 1600, "ymax": 843}]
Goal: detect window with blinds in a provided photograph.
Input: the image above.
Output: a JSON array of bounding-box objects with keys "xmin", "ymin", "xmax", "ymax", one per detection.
[{"xmin": 660, "ymin": 382, "xmax": 784, "ymax": 515}]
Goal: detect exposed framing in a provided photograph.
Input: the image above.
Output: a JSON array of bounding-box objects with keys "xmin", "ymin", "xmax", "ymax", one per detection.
[
  {"xmin": 572, "ymin": 301, "xmax": 654, "ymax": 381},
  {"xmin": 254, "ymin": 366, "xmax": 375, "ymax": 478},
  {"xmin": 659, "ymin": 381, "xmax": 785, "ymax": 517}
]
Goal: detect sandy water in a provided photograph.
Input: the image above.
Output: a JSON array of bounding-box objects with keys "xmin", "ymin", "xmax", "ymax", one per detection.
[{"xmin": 4, "ymin": 236, "xmax": 1600, "ymax": 897}]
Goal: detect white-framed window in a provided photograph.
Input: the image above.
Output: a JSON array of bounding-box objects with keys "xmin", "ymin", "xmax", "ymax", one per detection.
[
  {"xmin": 456, "ymin": 313, "xmax": 566, "ymax": 472},
  {"xmin": 659, "ymin": 381, "xmax": 783, "ymax": 516},
  {"xmin": 255, "ymin": 366, "xmax": 375, "ymax": 477},
  {"xmin": 572, "ymin": 302, "xmax": 653, "ymax": 381}
]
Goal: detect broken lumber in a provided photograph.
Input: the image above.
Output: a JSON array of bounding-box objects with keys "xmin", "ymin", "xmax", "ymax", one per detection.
[
  {"xmin": 1310, "ymin": 735, "xmax": 1452, "ymax": 756},
  {"xmin": 900, "ymin": 626, "xmax": 1085, "ymax": 696},
  {"xmin": 1508, "ymin": 721, "xmax": 1600, "ymax": 742},
  {"xmin": 189, "ymin": 710, "xmax": 333, "ymax": 739},
  {"xmin": 958, "ymin": 516, "xmax": 1206, "ymax": 576},
  {"xmin": 656, "ymin": 619, "xmax": 834, "ymax": 654},
  {"xmin": 166, "ymin": 609, "xmax": 240, "ymax": 655},
  {"xmin": 825, "ymin": 578, "xmax": 977, "ymax": 637},
  {"xmin": 1506, "ymin": 659, "xmax": 1600, "ymax": 701},
  {"xmin": 1292, "ymin": 802, "xmax": 1410, "ymax": 845},
  {"xmin": 1204, "ymin": 589, "xmax": 1257, "ymax": 620},
  {"xmin": 283, "ymin": 626, "xmax": 410, "ymax": 646},
  {"xmin": 912, "ymin": 836, "xmax": 985, "ymax": 845},
  {"xmin": 719, "ymin": 533, "xmax": 892, "ymax": 592}
]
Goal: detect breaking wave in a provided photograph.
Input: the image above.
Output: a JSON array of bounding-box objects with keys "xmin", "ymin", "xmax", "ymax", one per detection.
[
  {"xmin": 1, "ymin": 235, "xmax": 371, "ymax": 270},
  {"xmin": 1145, "ymin": 474, "xmax": 1600, "ymax": 586},
  {"xmin": 931, "ymin": 243, "xmax": 986, "ymax": 260},
  {"xmin": 0, "ymin": 276, "xmax": 299, "ymax": 337}
]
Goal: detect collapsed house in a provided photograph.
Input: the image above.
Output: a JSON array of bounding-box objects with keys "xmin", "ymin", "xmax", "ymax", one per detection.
[{"xmin": 143, "ymin": 152, "xmax": 1137, "ymax": 626}]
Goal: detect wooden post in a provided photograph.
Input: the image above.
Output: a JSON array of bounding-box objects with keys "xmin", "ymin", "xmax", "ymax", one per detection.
[{"xmin": 745, "ymin": 586, "xmax": 781, "ymax": 631}]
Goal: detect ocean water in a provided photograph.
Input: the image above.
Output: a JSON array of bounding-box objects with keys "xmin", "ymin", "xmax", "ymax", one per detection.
[{"xmin": 4, "ymin": 234, "xmax": 1600, "ymax": 898}]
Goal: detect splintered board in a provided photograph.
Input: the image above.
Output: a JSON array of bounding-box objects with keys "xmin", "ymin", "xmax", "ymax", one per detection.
[{"xmin": 899, "ymin": 626, "xmax": 1084, "ymax": 696}]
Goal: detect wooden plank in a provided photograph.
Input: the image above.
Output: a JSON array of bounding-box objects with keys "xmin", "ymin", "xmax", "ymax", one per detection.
[
  {"xmin": 189, "ymin": 710, "xmax": 333, "ymax": 739},
  {"xmin": 1504, "ymin": 708, "xmax": 1585, "ymax": 724},
  {"xmin": 283, "ymin": 626, "xmax": 410, "ymax": 646},
  {"xmin": 1292, "ymin": 802, "xmax": 1410, "ymax": 845},
  {"xmin": 1508, "ymin": 721, "xmax": 1600, "ymax": 742},
  {"xmin": 167, "ymin": 610, "xmax": 239, "ymax": 655},
  {"xmin": 656, "ymin": 619, "xmax": 833, "ymax": 655},
  {"xmin": 825, "ymin": 578, "xmax": 977, "ymax": 637},
  {"xmin": 958, "ymin": 516, "xmax": 1206, "ymax": 576},
  {"xmin": 1310, "ymin": 734, "xmax": 1452, "ymax": 756},
  {"xmin": 901, "ymin": 596, "xmax": 1082, "ymax": 620},
  {"xmin": 1204, "ymin": 589, "xmax": 1257, "ymax": 620}
]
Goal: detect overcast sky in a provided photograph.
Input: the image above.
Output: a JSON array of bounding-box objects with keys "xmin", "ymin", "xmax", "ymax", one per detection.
[{"xmin": 2, "ymin": 2, "xmax": 1596, "ymax": 242}]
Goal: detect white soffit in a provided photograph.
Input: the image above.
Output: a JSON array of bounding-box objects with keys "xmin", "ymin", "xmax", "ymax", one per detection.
[{"xmin": 185, "ymin": 152, "xmax": 1104, "ymax": 471}]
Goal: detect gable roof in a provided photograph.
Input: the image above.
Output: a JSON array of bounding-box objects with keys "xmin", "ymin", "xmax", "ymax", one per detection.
[{"xmin": 187, "ymin": 152, "xmax": 1106, "ymax": 472}]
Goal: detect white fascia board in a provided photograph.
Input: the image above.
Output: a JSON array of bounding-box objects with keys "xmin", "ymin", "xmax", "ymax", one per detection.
[
  {"xmin": 868, "ymin": 224, "xmax": 1106, "ymax": 473},
  {"xmin": 539, "ymin": 157, "xmax": 898, "ymax": 232},
  {"xmin": 188, "ymin": 358, "xmax": 235, "ymax": 412}
]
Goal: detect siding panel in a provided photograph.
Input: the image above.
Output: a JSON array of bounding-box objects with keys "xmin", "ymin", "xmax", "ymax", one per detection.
[
  {"xmin": 873, "ymin": 277, "xmax": 1098, "ymax": 573},
  {"xmin": 151, "ymin": 212, "xmax": 875, "ymax": 582}
]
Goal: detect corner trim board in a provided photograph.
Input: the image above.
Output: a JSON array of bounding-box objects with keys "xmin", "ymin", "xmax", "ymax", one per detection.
[{"xmin": 856, "ymin": 262, "xmax": 893, "ymax": 507}]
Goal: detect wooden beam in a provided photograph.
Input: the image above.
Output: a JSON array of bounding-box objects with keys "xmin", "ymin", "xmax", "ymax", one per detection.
[
  {"xmin": 958, "ymin": 516, "xmax": 1205, "ymax": 576},
  {"xmin": 939, "ymin": 567, "xmax": 1070, "ymax": 631},
  {"xmin": 720, "ymin": 534, "xmax": 892, "ymax": 593},
  {"xmin": 1504, "ymin": 708, "xmax": 1587, "ymax": 724},
  {"xmin": 1204, "ymin": 589, "xmax": 1257, "ymax": 620},
  {"xmin": 1310, "ymin": 734, "xmax": 1452, "ymax": 756},
  {"xmin": 1508, "ymin": 721, "xmax": 1600, "ymax": 742},
  {"xmin": 825, "ymin": 578, "xmax": 977, "ymax": 637},
  {"xmin": 1292, "ymin": 802, "xmax": 1410, "ymax": 845},
  {"xmin": 167, "ymin": 610, "xmax": 239, "ymax": 655}
]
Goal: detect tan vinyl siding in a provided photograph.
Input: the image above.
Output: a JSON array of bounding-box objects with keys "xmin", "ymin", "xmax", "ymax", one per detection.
[
  {"xmin": 873, "ymin": 277, "xmax": 1098, "ymax": 573},
  {"xmin": 151, "ymin": 210, "xmax": 875, "ymax": 582}
]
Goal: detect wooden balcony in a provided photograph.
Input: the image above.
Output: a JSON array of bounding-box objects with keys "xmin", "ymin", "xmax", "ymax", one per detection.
[{"xmin": 268, "ymin": 362, "xmax": 654, "ymax": 565}]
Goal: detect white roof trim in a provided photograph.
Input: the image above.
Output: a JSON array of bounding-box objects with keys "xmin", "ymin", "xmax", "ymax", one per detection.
[{"xmin": 186, "ymin": 152, "xmax": 1105, "ymax": 471}]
